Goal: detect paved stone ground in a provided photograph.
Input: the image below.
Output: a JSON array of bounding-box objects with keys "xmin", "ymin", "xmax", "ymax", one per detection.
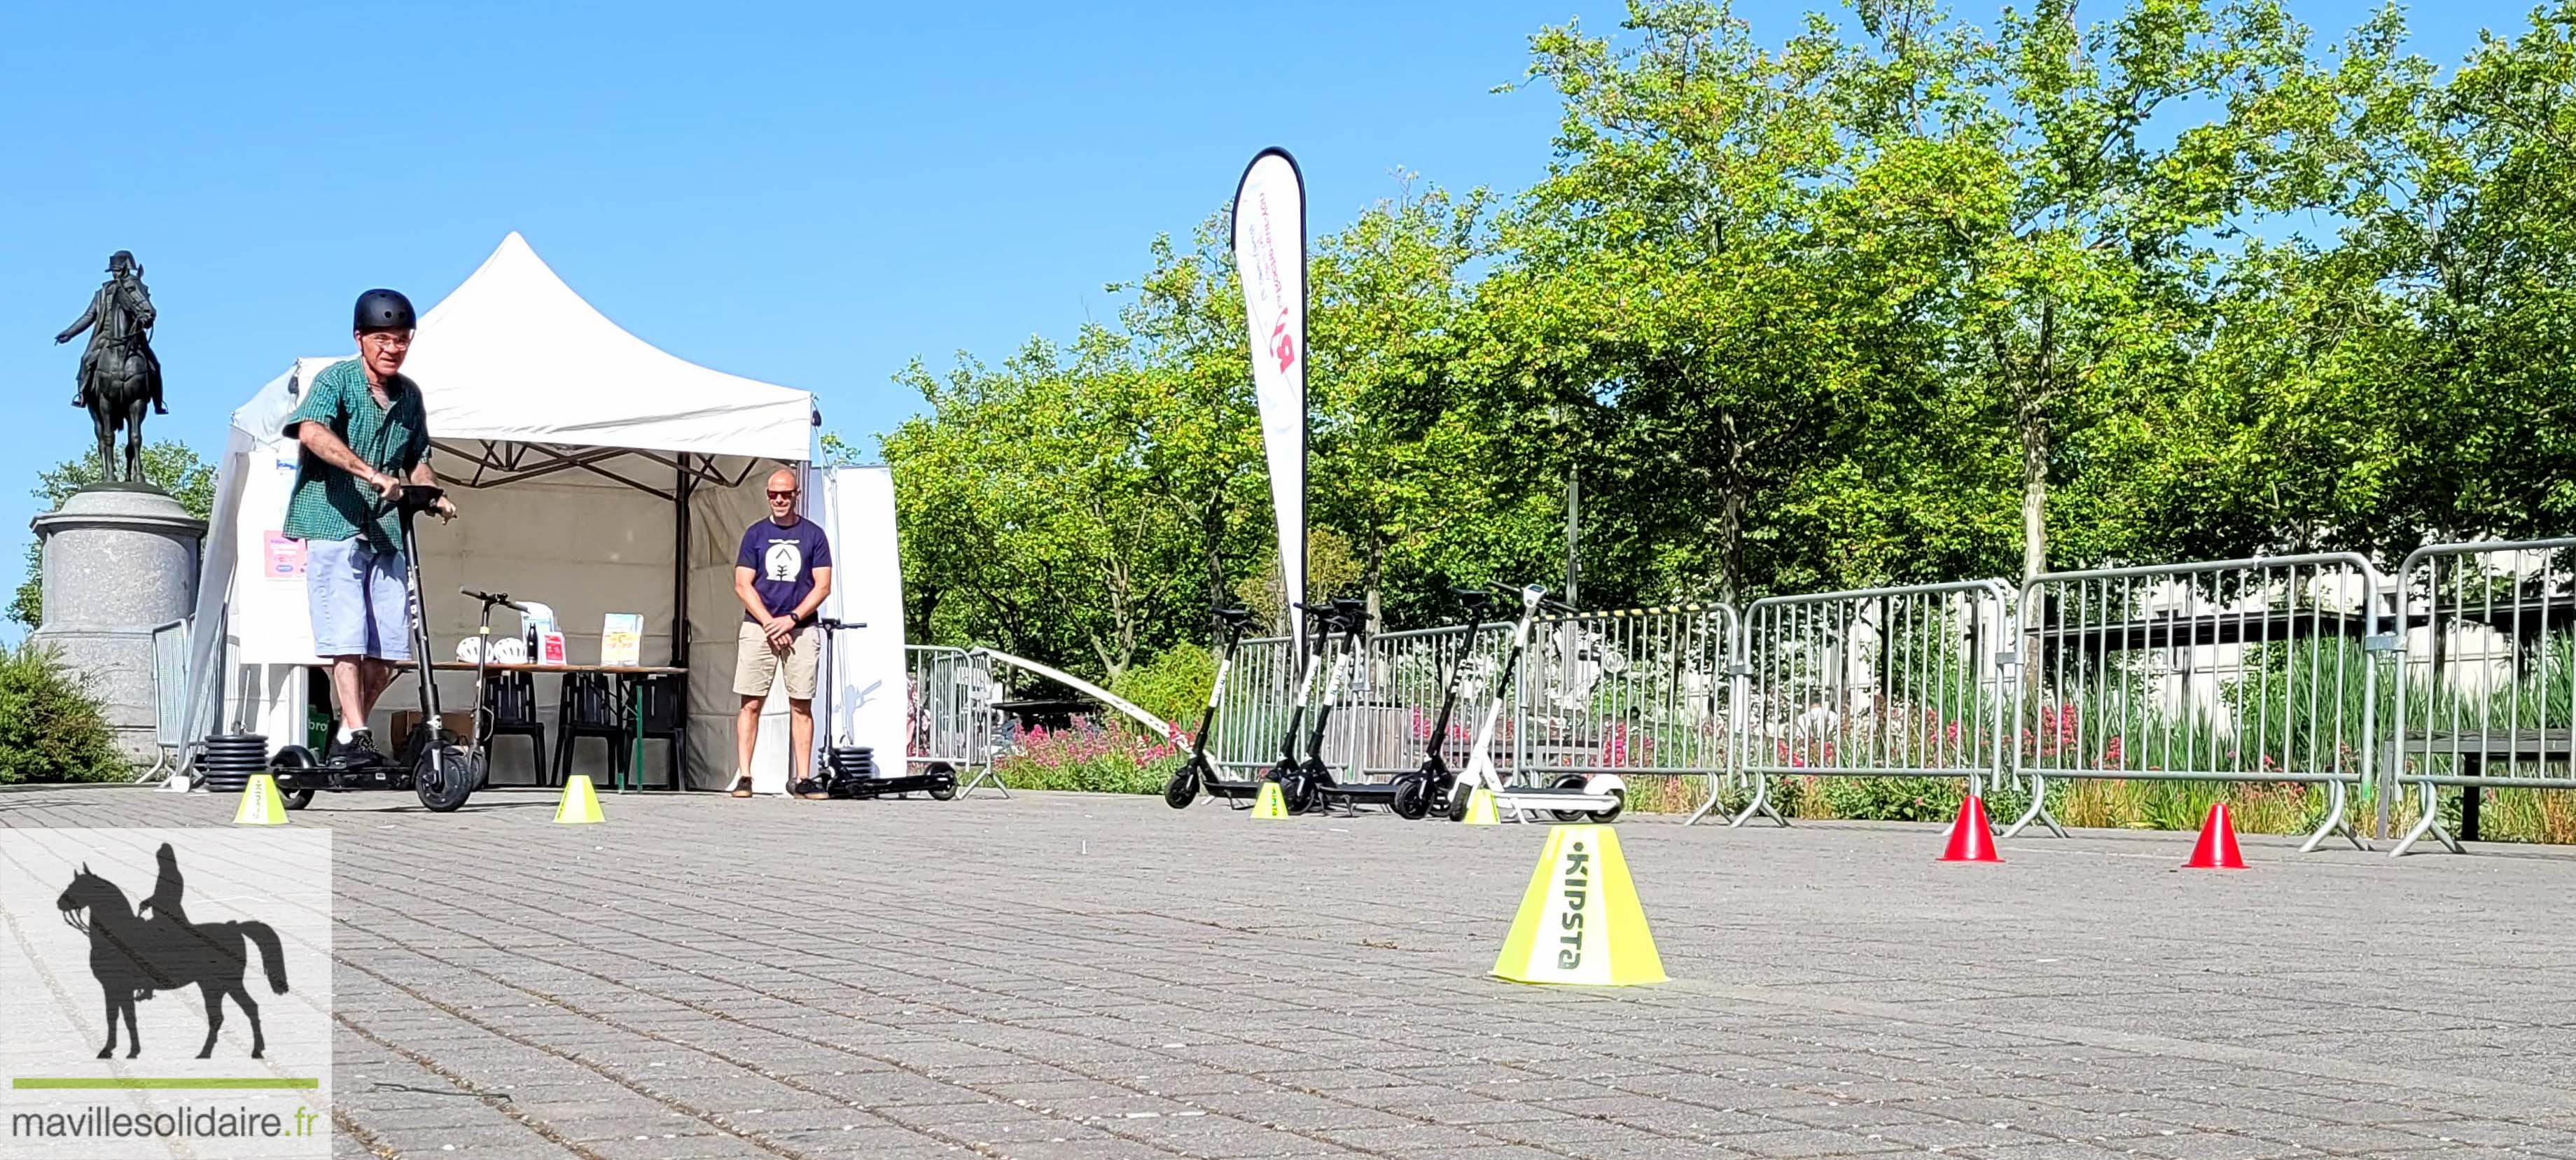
[{"xmin": 8, "ymin": 784, "xmax": 2576, "ymax": 1160}]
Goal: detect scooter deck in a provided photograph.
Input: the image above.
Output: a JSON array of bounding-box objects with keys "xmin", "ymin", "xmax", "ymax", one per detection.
[
  {"xmin": 1313, "ymin": 780, "xmax": 1403, "ymax": 802},
  {"xmin": 1486, "ymin": 787, "xmax": 1622, "ymax": 809},
  {"xmin": 1201, "ymin": 776, "xmax": 1268, "ymax": 799},
  {"xmin": 840, "ymin": 776, "xmax": 953, "ymax": 798}
]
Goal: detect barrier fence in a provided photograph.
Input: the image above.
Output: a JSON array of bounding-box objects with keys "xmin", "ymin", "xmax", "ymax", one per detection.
[
  {"xmin": 2016, "ymin": 555, "xmax": 2382, "ymax": 852},
  {"xmin": 1729, "ymin": 581, "xmax": 2019, "ymax": 828},
  {"xmin": 1208, "ymin": 606, "xmax": 1739, "ymax": 804},
  {"xmin": 907, "ymin": 645, "xmax": 1001, "ymax": 794},
  {"xmin": 830, "ymin": 544, "xmax": 2576, "ymax": 850},
  {"xmin": 2388, "ymin": 539, "xmax": 2576, "ymax": 855},
  {"xmin": 1517, "ymin": 604, "xmax": 1738, "ymax": 811}
]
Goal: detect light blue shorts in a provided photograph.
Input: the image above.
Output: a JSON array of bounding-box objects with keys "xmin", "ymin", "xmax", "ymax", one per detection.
[{"xmin": 305, "ymin": 538, "xmax": 413, "ymax": 661}]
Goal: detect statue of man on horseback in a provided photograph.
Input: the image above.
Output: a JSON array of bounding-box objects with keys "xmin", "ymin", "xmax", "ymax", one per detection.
[{"xmin": 55, "ymin": 250, "xmax": 168, "ymax": 484}]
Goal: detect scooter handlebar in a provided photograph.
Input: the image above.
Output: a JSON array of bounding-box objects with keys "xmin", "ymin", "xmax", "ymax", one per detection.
[{"xmin": 460, "ymin": 587, "xmax": 527, "ymax": 613}]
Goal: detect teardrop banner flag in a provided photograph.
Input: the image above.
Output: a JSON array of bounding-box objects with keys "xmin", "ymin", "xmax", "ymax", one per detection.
[{"xmin": 1231, "ymin": 147, "xmax": 1307, "ymax": 655}]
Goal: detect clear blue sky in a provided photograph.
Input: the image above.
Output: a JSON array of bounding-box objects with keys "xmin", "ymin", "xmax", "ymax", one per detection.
[{"xmin": 0, "ymin": 0, "xmax": 2527, "ymax": 640}]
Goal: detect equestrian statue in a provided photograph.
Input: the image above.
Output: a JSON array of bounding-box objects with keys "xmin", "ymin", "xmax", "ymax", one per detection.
[{"xmin": 55, "ymin": 250, "xmax": 168, "ymax": 484}]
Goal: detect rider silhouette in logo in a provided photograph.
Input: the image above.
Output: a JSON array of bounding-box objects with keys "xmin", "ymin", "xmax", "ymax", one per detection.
[{"xmin": 55, "ymin": 844, "xmax": 289, "ymax": 1058}]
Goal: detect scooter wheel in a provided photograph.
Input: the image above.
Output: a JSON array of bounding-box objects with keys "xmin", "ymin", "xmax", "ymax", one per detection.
[
  {"xmin": 1390, "ymin": 774, "xmax": 1430, "ymax": 820},
  {"xmin": 1280, "ymin": 771, "xmax": 1319, "ymax": 816},
  {"xmin": 928, "ymin": 776, "xmax": 957, "ymax": 802},
  {"xmin": 1163, "ymin": 764, "xmax": 1202, "ymax": 809},
  {"xmin": 1446, "ymin": 783, "xmax": 1475, "ymax": 822},
  {"xmin": 1550, "ymin": 773, "xmax": 1591, "ymax": 823},
  {"xmin": 1590, "ymin": 789, "xmax": 1626, "ymax": 823},
  {"xmin": 414, "ymin": 746, "xmax": 480, "ymax": 813},
  {"xmin": 273, "ymin": 747, "xmax": 319, "ymax": 811}
]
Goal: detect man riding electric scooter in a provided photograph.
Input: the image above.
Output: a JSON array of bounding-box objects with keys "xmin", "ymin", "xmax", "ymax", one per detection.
[{"xmin": 280, "ymin": 288, "xmax": 457, "ymax": 768}]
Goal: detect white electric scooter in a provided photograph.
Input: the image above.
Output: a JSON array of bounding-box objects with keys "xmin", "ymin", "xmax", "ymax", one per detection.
[{"xmin": 1445, "ymin": 584, "xmax": 1628, "ymax": 823}]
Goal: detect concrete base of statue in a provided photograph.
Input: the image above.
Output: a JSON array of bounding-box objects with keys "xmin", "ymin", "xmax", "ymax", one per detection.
[{"xmin": 29, "ymin": 484, "xmax": 207, "ymax": 766}]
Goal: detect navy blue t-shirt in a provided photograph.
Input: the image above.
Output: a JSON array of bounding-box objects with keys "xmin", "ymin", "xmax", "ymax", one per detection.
[{"xmin": 737, "ymin": 516, "xmax": 833, "ymax": 623}]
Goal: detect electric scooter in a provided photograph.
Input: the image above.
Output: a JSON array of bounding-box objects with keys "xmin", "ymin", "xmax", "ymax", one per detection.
[
  {"xmin": 1444, "ymin": 585, "xmax": 1628, "ymax": 823},
  {"xmin": 1161, "ymin": 608, "xmax": 1262, "ymax": 809},
  {"xmin": 271, "ymin": 485, "xmax": 485, "ymax": 813},
  {"xmin": 1299, "ymin": 598, "xmax": 1445, "ymax": 818},
  {"xmin": 1258, "ymin": 603, "xmax": 1342, "ymax": 814},
  {"xmin": 1361, "ymin": 587, "xmax": 1495, "ymax": 820},
  {"xmin": 800, "ymin": 617, "xmax": 958, "ymax": 800}
]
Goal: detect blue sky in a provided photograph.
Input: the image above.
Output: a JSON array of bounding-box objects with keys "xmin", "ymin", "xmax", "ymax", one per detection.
[{"xmin": 0, "ymin": 0, "xmax": 2531, "ymax": 639}]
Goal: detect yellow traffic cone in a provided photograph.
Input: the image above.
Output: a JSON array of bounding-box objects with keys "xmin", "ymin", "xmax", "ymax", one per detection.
[
  {"xmin": 1461, "ymin": 786, "xmax": 1501, "ymax": 826},
  {"xmin": 1492, "ymin": 824, "xmax": 1665, "ymax": 986},
  {"xmin": 554, "ymin": 774, "xmax": 604, "ymax": 825},
  {"xmin": 232, "ymin": 774, "xmax": 287, "ymax": 826},
  {"xmin": 1250, "ymin": 780, "xmax": 1290, "ymax": 819}
]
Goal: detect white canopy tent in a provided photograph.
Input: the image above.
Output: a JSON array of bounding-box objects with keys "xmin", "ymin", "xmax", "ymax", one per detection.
[{"xmin": 179, "ymin": 232, "xmax": 905, "ymax": 791}]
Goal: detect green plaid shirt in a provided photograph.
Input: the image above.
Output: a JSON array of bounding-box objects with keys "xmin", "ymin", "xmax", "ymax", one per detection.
[{"xmin": 280, "ymin": 358, "xmax": 429, "ymax": 554}]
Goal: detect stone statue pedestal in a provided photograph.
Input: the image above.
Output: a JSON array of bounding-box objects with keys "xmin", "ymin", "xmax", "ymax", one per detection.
[{"xmin": 29, "ymin": 484, "xmax": 206, "ymax": 765}]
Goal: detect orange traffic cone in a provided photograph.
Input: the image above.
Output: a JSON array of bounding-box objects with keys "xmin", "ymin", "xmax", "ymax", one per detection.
[
  {"xmin": 1940, "ymin": 795, "xmax": 2001, "ymax": 862},
  {"xmin": 2183, "ymin": 802, "xmax": 2247, "ymax": 869}
]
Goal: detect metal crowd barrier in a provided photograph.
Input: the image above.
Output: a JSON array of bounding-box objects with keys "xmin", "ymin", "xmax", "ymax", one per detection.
[
  {"xmin": 1210, "ymin": 606, "xmax": 1736, "ymax": 803},
  {"xmin": 2388, "ymin": 539, "xmax": 2576, "ymax": 855},
  {"xmin": 907, "ymin": 645, "xmax": 1001, "ymax": 795},
  {"xmin": 2016, "ymin": 556, "xmax": 2383, "ymax": 851},
  {"xmin": 145, "ymin": 617, "xmax": 192, "ymax": 783},
  {"xmin": 1210, "ymin": 635, "xmax": 1303, "ymax": 774},
  {"xmin": 1346, "ymin": 623, "xmax": 1513, "ymax": 778},
  {"xmin": 1731, "ymin": 581, "xmax": 2019, "ymax": 828},
  {"xmin": 1517, "ymin": 604, "xmax": 1739, "ymax": 819}
]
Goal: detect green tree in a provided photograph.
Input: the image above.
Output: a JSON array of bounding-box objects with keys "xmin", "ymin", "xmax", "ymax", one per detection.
[{"xmin": 12, "ymin": 441, "xmax": 216, "ymax": 629}]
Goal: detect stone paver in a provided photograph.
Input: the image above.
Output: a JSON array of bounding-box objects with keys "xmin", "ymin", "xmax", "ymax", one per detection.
[{"xmin": 8, "ymin": 785, "xmax": 2575, "ymax": 1159}]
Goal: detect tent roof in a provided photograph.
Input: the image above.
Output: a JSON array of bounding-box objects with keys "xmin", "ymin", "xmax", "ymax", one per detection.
[{"xmin": 232, "ymin": 232, "xmax": 814, "ymax": 464}]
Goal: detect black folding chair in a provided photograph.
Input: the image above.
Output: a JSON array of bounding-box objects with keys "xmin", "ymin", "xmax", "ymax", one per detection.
[
  {"xmin": 481, "ymin": 669, "xmax": 548, "ymax": 785},
  {"xmin": 553, "ymin": 673, "xmax": 627, "ymax": 788}
]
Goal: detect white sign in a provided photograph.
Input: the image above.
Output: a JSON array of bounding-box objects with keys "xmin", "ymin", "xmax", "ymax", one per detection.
[{"xmin": 1, "ymin": 830, "xmax": 334, "ymax": 1159}]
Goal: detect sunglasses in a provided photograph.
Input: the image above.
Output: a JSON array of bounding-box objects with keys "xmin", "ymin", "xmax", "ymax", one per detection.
[{"xmin": 767, "ymin": 489, "xmax": 797, "ymax": 498}]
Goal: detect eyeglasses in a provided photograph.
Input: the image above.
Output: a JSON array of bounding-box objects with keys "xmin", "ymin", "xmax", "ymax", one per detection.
[{"xmin": 766, "ymin": 490, "xmax": 797, "ymax": 498}]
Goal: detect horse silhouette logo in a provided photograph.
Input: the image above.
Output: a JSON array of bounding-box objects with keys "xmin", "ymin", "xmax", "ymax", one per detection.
[{"xmin": 52, "ymin": 843, "xmax": 289, "ymax": 1059}]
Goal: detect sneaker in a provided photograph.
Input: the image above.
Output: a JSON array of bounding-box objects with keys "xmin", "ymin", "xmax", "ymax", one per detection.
[{"xmin": 326, "ymin": 730, "xmax": 382, "ymax": 769}]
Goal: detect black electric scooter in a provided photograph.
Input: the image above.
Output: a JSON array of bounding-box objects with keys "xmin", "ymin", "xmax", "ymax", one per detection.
[
  {"xmin": 1258, "ymin": 603, "xmax": 1342, "ymax": 814},
  {"xmin": 1308, "ymin": 585, "xmax": 1494, "ymax": 819},
  {"xmin": 1161, "ymin": 608, "xmax": 1262, "ymax": 809},
  {"xmin": 1294, "ymin": 598, "xmax": 1427, "ymax": 817},
  {"xmin": 272, "ymin": 485, "xmax": 485, "ymax": 813},
  {"xmin": 798, "ymin": 617, "xmax": 959, "ymax": 800}
]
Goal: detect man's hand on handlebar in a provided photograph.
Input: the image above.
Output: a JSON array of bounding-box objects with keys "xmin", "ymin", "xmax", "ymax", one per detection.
[
  {"xmin": 367, "ymin": 470, "xmax": 404, "ymax": 504},
  {"xmin": 431, "ymin": 495, "xmax": 459, "ymax": 522}
]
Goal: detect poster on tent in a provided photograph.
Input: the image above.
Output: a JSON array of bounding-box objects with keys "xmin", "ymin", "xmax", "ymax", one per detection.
[
  {"xmin": 1232, "ymin": 147, "xmax": 1307, "ymax": 651},
  {"xmin": 235, "ymin": 446, "xmax": 321, "ymax": 664}
]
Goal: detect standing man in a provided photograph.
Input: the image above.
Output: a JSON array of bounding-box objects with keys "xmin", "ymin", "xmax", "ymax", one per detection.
[
  {"xmin": 731, "ymin": 468, "xmax": 833, "ymax": 797},
  {"xmin": 281, "ymin": 289, "xmax": 455, "ymax": 768}
]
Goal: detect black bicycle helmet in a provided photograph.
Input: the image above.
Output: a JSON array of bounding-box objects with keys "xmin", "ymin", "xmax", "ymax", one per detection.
[{"xmin": 353, "ymin": 288, "xmax": 417, "ymax": 333}]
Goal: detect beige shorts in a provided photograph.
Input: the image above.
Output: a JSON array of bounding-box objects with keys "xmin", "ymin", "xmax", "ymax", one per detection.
[{"xmin": 733, "ymin": 620, "xmax": 819, "ymax": 700}]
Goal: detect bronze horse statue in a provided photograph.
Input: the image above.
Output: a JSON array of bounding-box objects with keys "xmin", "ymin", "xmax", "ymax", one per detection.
[
  {"xmin": 55, "ymin": 250, "xmax": 167, "ymax": 484},
  {"xmin": 54, "ymin": 846, "xmax": 288, "ymax": 1059}
]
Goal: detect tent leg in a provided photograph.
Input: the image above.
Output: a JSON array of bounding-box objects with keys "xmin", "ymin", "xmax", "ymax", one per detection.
[{"xmin": 673, "ymin": 454, "xmax": 694, "ymax": 790}]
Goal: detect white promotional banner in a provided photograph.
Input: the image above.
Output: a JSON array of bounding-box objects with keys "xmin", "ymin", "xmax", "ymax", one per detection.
[{"xmin": 1231, "ymin": 147, "xmax": 1307, "ymax": 651}]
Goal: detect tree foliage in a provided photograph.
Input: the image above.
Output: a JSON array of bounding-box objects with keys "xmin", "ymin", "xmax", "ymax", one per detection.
[{"xmin": 866, "ymin": 0, "xmax": 2576, "ymax": 687}]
